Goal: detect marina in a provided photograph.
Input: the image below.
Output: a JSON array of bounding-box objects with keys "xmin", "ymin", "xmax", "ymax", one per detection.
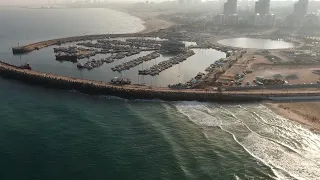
[
  {"xmin": 138, "ymin": 50, "xmax": 195, "ymax": 76},
  {"xmin": 9, "ymin": 30, "xmax": 228, "ymax": 86},
  {"xmin": 111, "ymin": 52, "xmax": 160, "ymax": 72}
]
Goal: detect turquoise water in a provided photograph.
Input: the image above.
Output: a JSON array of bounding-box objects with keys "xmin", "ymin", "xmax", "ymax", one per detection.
[{"xmin": 0, "ymin": 7, "xmax": 320, "ymax": 180}]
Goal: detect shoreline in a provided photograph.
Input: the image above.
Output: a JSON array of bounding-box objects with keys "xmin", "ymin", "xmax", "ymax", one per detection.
[
  {"xmin": 18, "ymin": 5, "xmax": 173, "ymax": 34},
  {"xmin": 265, "ymin": 103, "xmax": 320, "ymax": 132},
  {"xmin": 106, "ymin": 6, "xmax": 174, "ymax": 34},
  {"xmin": 8, "ymin": 5, "xmax": 320, "ymax": 132}
]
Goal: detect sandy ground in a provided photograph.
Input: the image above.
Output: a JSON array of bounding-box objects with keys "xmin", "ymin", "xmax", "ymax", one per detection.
[
  {"xmin": 243, "ymin": 66, "xmax": 320, "ymax": 85},
  {"xmin": 237, "ymin": 53, "xmax": 320, "ymax": 85},
  {"xmin": 266, "ymin": 102, "xmax": 320, "ymax": 132}
]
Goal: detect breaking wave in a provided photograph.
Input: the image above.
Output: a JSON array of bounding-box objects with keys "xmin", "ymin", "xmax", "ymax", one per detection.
[{"xmin": 174, "ymin": 102, "xmax": 320, "ymax": 180}]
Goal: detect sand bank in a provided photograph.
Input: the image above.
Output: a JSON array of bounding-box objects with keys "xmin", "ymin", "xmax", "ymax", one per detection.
[{"xmin": 266, "ymin": 102, "xmax": 320, "ymax": 132}]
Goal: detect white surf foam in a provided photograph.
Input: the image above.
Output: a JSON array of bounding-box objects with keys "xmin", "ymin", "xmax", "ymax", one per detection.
[{"xmin": 174, "ymin": 102, "xmax": 320, "ymax": 180}]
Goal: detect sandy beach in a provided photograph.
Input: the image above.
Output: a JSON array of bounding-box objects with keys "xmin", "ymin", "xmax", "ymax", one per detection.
[
  {"xmin": 266, "ymin": 102, "xmax": 320, "ymax": 132},
  {"xmin": 128, "ymin": 11, "xmax": 173, "ymax": 33},
  {"xmin": 107, "ymin": 5, "xmax": 173, "ymax": 34}
]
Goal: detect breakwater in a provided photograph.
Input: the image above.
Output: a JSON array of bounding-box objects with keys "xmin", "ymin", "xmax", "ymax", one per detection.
[
  {"xmin": 1, "ymin": 62, "xmax": 320, "ymax": 102},
  {"xmin": 0, "ymin": 61, "xmax": 265, "ymax": 102},
  {"xmin": 12, "ymin": 32, "xmax": 154, "ymax": 54}
]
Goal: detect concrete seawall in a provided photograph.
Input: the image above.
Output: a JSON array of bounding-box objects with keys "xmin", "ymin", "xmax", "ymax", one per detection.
[
  {"xmin": 1, "ymin": 61, "xmax": 320, "ymax": 102},
  {"xmin": 0, "ymin": 62, "xmax": 265, "ymax": 102}
]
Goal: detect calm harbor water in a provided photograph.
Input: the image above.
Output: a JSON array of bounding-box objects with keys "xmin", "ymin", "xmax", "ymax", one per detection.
[
  {"xmin": 0, "ymin": 6, "xmax": 226, "ymax": 86},
  {"xmin": 218, "ymin": 38, "xmax": 295, "ymax": 49},
  {"xmin": 0, "ymin": 7, "xmax": 320, "ymax": 180}
]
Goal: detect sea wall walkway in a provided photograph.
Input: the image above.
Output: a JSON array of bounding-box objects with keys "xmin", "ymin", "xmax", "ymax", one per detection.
[{"xmin": 1, "ymin": 62, "xmax": 320, "ymax": 102}]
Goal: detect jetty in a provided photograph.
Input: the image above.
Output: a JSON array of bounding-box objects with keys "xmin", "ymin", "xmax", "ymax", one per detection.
[
  {"xmin": 111, "ymin": 52, "xmax": 160, "ymax": 72},
  {"xmin": 139, "ymin": 50, "xmax": 195, "ymax": 76},
  {"xmin": 1, "ymin": 61, "xmax": 320, "ymax": 102},
  {"xmin": 11, "ymin": 32, "xmax": 165, "ymax": 55}
]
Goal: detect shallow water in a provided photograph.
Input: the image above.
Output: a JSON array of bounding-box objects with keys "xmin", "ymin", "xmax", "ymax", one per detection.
[{"xmin": 175, "ymin": 102, "xmax": 320, "ymax": 179}]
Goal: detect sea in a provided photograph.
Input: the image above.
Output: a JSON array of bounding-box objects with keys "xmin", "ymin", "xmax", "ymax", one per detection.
[{"xmin": 0, "ymin": 7, "xmax": 320, "ymax": 180}]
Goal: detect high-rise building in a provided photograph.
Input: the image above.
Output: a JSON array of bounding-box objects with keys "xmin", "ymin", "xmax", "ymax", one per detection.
[
  {"xmin": 214, "ymin": 14, "xmax": 225, "ymax": 25},
  {"xmin": 284, "ymin": 0, "xmax": 309, "ymax": 27},
  {"xmin": 262, "ymin": 14, "xmax": 276, "ymax": 26},
  {"xmin": 226, "ymin": 14, "xmax": 239, "ymax": 25},
  {"xmin": 223, "ymin": 0, "xmax": 237, "ymax": 15},
  {"xmin": 293, "ymin": 0, "xmax": 309, "ymax": 17},
  {"xmin": 249, "ymin": 13, "xmax": 261, "ymax": 26},
  {"xmin": 302, "ymin": 12, "xmax": 320, "ymax": 27},
  {"xmin": 255, "ymin": 0, "xmax": 270, "ymax": 15},
  {"xmin": 249, "ymin": 13, "xmax": 275, "ymax": 27}
]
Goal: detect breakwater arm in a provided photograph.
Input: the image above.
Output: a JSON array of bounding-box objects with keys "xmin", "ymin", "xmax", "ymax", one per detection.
[
  {"xmin": 12, "ymin": 33, "xmax": 154, "ymax": 54},
  {"xmin": 1, "ymin": 62, "xmax": 320, "ymax": 102},
  {"xmin": 0, "ymin": 61, "xmax": 266, "ymax": 102}
]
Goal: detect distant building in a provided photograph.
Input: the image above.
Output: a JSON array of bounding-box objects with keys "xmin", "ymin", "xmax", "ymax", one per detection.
[
  {"xmin": 302, "ymin": 12, "xmax": 320, "ymax": 27},
  {"xmin": 262, "ymin": 14, "xmax": 275, "ymax": 26},
  {"xmin": 275, "ymin": 18, "xmax": 284, "ymax": 27},
  {"xmin": 225, "ymin": 14, "xmax": 239, "ymax": 25},
  {"xmin": 285, "ymin": 0, "xmax": 309, "ymax": 27},
  {"xmin": 293, "ymin": 0, "xmax": 309, "ymax": 17},
  {"xmin": 214, "ymin": 14, "xmax": 225, "ymax": 25},
  {"xmin": 249, "ymin": 13, "xmax": 261, "ymax": 26},
  {"xmin": 284, "ymin": 14, "xmax": 300, "ymax": 28},
  {"xmin": 255, "ymin": 0, "xmax": 270, "ymax": 15},
  {"xmin": 249, "ymin": 13, "xmax": 275, "ymax": 27},
  {"xmin": 223, "ymin": 0, "xmax": 237, "ymax": 15}
]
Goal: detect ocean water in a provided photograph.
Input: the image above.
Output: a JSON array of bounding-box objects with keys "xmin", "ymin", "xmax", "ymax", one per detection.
[{"xmin": 0, "ymin": 7, "xmax": 320, "ymax": 180}]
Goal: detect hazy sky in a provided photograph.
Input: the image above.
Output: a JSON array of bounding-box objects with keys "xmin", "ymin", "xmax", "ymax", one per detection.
[{"xmin": 0, "ymin": 0, "xmax": 146, "ymax": 5}]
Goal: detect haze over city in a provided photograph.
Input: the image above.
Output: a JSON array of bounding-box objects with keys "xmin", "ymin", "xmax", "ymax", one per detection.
[
  {"xmin": 0, "ymin": 0, "xmax": 159, "ymax": 5},
  {"xmin": 0, "ymin": 0, "xmax": 313, "ymax": 6}
]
